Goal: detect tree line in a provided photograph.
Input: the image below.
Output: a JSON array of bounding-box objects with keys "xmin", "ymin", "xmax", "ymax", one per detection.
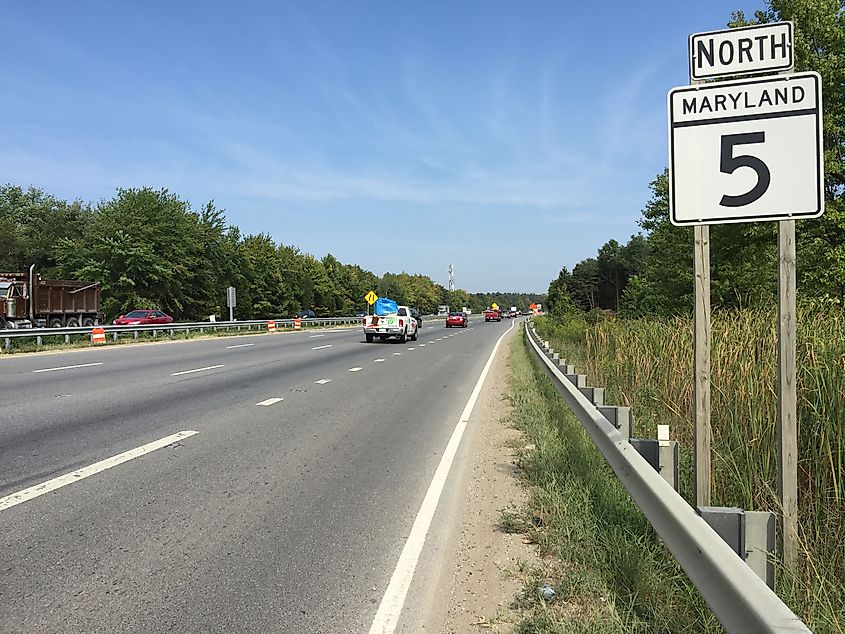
[
  {"xmin": 0, "ymin": 185, "xmax": 544, "ymax": 321},
  {"xmin": 547, "ymin": 0, "xmax": 844, "ymax": 318}
]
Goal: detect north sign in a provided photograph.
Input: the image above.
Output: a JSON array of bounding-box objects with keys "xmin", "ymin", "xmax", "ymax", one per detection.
[
  {"xmin": 669, "ymin": 72, "xmax": 823, "ymax": 226},
  {"xmin": 689, "ymin": 22, "xmax": 793, "ymax": 81}
]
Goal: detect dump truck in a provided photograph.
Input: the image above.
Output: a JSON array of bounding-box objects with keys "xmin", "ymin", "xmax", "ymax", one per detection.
[{"xmin": 0, "ymin": 265, "xmax": 101, "ymax": 329}]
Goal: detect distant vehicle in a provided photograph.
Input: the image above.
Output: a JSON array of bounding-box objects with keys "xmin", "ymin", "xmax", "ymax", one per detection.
[
  {"xmin": 0, "ymin": 265, "xmax": 101, "ymax": 329},
  {"xmin": 297, "ymin": 310, "xmax": 316, "ymax": 319},
  {"xmin": 437, "ymin": 305, "xmax": 449, "ymax": 317},
  {"xmin": 446, "ymin": 311, "xmax": 468, "ymax": 328},
  {"xmin": 508, "ymin": 310, "xmax": 519, "ymax": 318},
  {"xmin": 410, "ymin": 308, "xmax": 423, "ymax": 329},
  {"xmin": 355, "ymin": 311, "xmax": 367, "ymax": 318},
  {"xmin": 113, "ymin": 310, "xmax": 173, "ymax": 325},
  {"xmin": 521, "ymin": 310, "xmax": 531, "ymax": 316},
  {"xmin": 483, "ymin": 308, "xmax": 501, "ymax": 322},
  {"xmin": 363, "ymin": 304, "xmax": 418, "ymax": 343}
]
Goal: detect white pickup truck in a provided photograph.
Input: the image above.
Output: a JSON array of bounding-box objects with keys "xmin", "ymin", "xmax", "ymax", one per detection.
[{"xmin": 363, "ymin": 305, "xmax": 419, "ymax": 343}]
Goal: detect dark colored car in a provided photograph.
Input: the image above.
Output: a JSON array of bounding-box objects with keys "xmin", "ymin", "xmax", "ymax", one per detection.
[
  {"xmin": 297, "ymin": 310, "xmax": 317, "ymax": 319},
  {"xmin": 410, "ymin": 308, "xmax": 423, "ymax": 329},
  {"xmin": 509, "ymin": 310, "xmax": 519, "ymax": 318},
  {"xmin": 446, "ymin": 311, "xmax": 467, "ymax": 328},
  {"xmin": 355, "ymin": 311, "xmax": 367, "ymax": 318},
  {"xmin": 113, "ymin": 309, "xmax": 173, "ymax": 325}
]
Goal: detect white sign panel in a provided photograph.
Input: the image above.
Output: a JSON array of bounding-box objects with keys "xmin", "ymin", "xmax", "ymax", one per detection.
[
  {"xmin": 669, "ymin": 72, "xmax": 823, "ymax": 226},
  {"xmin": 226, "ymin": 286, "xmax": 237, "ymax": 308},
  {"xmin": 689, "ymin": 22, "xmax": 793, "ymax": 80}
]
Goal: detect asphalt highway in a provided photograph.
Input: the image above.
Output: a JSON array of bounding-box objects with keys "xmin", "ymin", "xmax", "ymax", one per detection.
[{"xmin": 0, "ymin": 317, "xmax": 519, "ymax": 633}]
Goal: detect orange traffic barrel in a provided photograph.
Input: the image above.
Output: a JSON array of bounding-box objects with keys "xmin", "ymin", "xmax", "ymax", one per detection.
[
  {"xmin": 268, "ymin": 320, "xmax": 277, "ymax": 332},
  {"xmin": 91, "ymin": 327, "xmax": 106, "ymax": 344},
  {"xmin": 294, "ymin": 318, "xmax": 302, "ymax": 330}
]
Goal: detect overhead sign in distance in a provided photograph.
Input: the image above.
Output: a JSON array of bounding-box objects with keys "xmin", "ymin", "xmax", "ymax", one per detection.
[
  {"xmin": 689, "ymin": 22, "xmax": 793, "ymax": 80},
  {"xmin": 668, "ymin": 72, "xmax": 823, "ymax": 226},
  {"xmin": 364, "ymin": 290, "xmax": 378, "ymax": 305}
]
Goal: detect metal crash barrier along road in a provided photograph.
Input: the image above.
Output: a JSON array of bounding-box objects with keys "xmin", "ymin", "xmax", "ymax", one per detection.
[
  {"xmin": 523, "ymin": 321, "xmax": 809, "ymax": 634},
  {"xmin": 0, "ymin": 317, "xmax": 364, "ymax": 350}
]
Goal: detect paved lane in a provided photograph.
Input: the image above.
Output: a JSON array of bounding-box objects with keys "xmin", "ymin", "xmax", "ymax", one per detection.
[{"xmin": 0, "ymin": 318, "xmax": 518, "ymax": 632}]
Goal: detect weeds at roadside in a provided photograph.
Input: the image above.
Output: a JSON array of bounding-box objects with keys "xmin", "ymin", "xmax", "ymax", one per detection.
[{"xmin": 504, "ymin": 330, "xmax": 721, "ymax": 633}]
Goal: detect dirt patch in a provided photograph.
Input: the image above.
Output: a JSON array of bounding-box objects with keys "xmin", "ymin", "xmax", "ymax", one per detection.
[{"xmin": 429, "ymin": 331, "xmax": 539, "ymax": 632}]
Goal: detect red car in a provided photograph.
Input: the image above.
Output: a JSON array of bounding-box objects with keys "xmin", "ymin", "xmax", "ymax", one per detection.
[
  {"xmin": 113, "ymin": 309, "xmax": 174, "ymax": 325},
  {"xmin": 446, "ymin": 311, "xmax": 468, "ymax": 328}
]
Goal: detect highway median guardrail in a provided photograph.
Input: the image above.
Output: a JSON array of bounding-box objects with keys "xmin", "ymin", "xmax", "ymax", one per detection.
[
  {"xmin": 1, "ymin": 317, "xmax": 362, "ymax": 351},
  {"xmin": 523, "ymin": 320, "xmax": 809, "ymax": 634}
]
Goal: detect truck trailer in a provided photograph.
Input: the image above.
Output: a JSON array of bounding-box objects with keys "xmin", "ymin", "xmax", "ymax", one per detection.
[{"xmin": 0, "ymin": 265, "xmax": 101, "ymax": 329}]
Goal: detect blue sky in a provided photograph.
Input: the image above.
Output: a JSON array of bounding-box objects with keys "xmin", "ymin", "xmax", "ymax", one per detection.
[{"xmin": 1, "ymin": 1, "xmax": 761, "ymax": 292}]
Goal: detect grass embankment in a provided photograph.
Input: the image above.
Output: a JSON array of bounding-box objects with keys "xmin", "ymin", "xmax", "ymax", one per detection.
[
  {"xmin": 532, "ymin": 310, "xmax": 844, "ymax": 632},
  {"xmin": 503, "ymin": 332, "xmax": 720, "ymax": 633}
]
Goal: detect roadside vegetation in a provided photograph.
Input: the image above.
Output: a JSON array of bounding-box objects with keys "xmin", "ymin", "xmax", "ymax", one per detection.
[
  {"xmin": 0, "ymin": 186, "xmax": 542, "ymax": 324},
  {"xmin": 532, "ymin": 311, "xmax": 844, "ymax": 632},
  {"xmin": 502, "ymin": 331, "xmax": 721, "ymax": 633}
]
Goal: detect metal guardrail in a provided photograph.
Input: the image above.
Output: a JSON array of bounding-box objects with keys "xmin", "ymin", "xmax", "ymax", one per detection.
[
  {"xmin": 523, "ymin": 321, "xmax": 809, "ymax": 634},
  {"xmin": 0, "ymin": 317, "xmax": 362, "ymax": 350}
]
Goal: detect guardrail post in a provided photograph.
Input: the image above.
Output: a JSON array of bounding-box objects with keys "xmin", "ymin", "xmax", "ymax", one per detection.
[
  {"xmin": 134, "ymin": 330, "xmax": 139, "ymax": 339},
  {"xmin": 598, "ymin": 405, "xmax": 632, "ymax": 438},
  {"xmin": 65, "ymin": 334, "xmax": 70, "ymax": 344},
  {"xmin": 152, "ymin": 329, "xmax": 157, "ymax": 338},
  {"xmin": 113, "ymin": 332, "xmax": 118, "ymax": 341},
  {"xmin": 4, "ymin": 337, "xmax": 10, "ymax": 350},
  {"xmin": 629, "ymin": 438, "xmax": 660, "ymax": 471},
  {"xmin": 36, "ymin": 335, "xmax": 42, "ymax": 347},
  {"xmin": 578, "ymin": 386, "xmax": 605, "ymax": 406},
  {"xmin": 696, "ymin": 506, "xmax": 745, "ymax": 559},
  {"xmin": 745, "ymin": 511, "xmax": 777, "ymax": 588},
  {"xmin": 564, "ymin": 373, "xmax": 587, "ymax": 388},
  {"xmin": 658, "ymin": 424, "xmax": 680, "ymax": 492}
]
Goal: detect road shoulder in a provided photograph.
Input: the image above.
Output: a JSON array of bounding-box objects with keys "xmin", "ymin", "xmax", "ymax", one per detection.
[{"xmin": 422, "ymin": 326, "xmax": 537, "ymax": 632}]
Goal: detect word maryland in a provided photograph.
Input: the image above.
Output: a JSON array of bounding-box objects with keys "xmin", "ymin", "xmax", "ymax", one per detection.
[{"xmin": 681, "ymin": 83, "xmax": 808, "ymax": 116}]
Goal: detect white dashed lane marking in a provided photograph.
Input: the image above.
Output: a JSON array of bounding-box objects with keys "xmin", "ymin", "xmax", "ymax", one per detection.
[
  {"xmin": 374, "ymin": 359, "xmax": 385, "ymax": 363},
  {"xmin": 257, "ymin": 397, "xmax": 283, "ymax": 406},
  {"xmin": 315, "ymin": 379, "xmax": 332, "ymax": 384},
  {"xmin": 310, "ymin": 334, "xmax": 325, "ymax": 338},
  {"xmin": 226, "ymin": 343, "xmax": 254, "ymax": 349},
  {"xmin": 312, "ymin": 344, "xmax": 333, "ymax": 350},
  {"xmin": 393, "ymin": 352, "xmax": 402, "ymax": 356},
  {"xmin": 33, "ymin": 362, "xmax": 103, "ymax": 374},
  {"xmin": 349, "ymin": 367, "xmax": 362, "ymax": 372},
  {"xmin": 171, "ymin": 364, "xmax": 224, "ymax": 376},
  {"xmin": 0, "ymin": 430, "xmax": 199, "ymax": 512}
]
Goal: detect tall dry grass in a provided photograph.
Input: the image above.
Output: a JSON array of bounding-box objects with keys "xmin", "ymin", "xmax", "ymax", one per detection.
[{"xmin": 534, "ymin": 308, "xmax": 845, "ymax": 631}]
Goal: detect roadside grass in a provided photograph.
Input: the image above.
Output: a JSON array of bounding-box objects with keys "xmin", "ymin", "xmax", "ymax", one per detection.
[
  {"xmin": 0, "ymin": 321, "xmax": 356, "ymax": 356},
  {"xmin": 504, "ymin": 331, "xmax": 721, "ymax": 633},
  {"xmin": 532, "ymin": 310, "xmax": 845, "ymax": 632}
]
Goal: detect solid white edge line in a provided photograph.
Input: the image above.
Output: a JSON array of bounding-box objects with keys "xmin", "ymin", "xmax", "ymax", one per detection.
[
  {"xmin": 171, "ymin": 364, "xmax": 224, "ymax": 376},
  {"xmin": 368, "ymin": 318, "xmax": 516, "ymax": 633},
  {"xmin": 0, "ymin": 430, "xmax": 199, "ymax": 512},
  {"xmin": 33, "ymin": 362, "xmax": 103, "ymax": 374},
  {"xmin": 257, "ymin": 397, "xmax": 284, "ymax": 406},
  {"xmin": 312, "ymin": 344, "xmax": 333, "ymax": 350},
  {"xmin": 226, "ymin": 343, "xmax": 255, "ymax": 349}
]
